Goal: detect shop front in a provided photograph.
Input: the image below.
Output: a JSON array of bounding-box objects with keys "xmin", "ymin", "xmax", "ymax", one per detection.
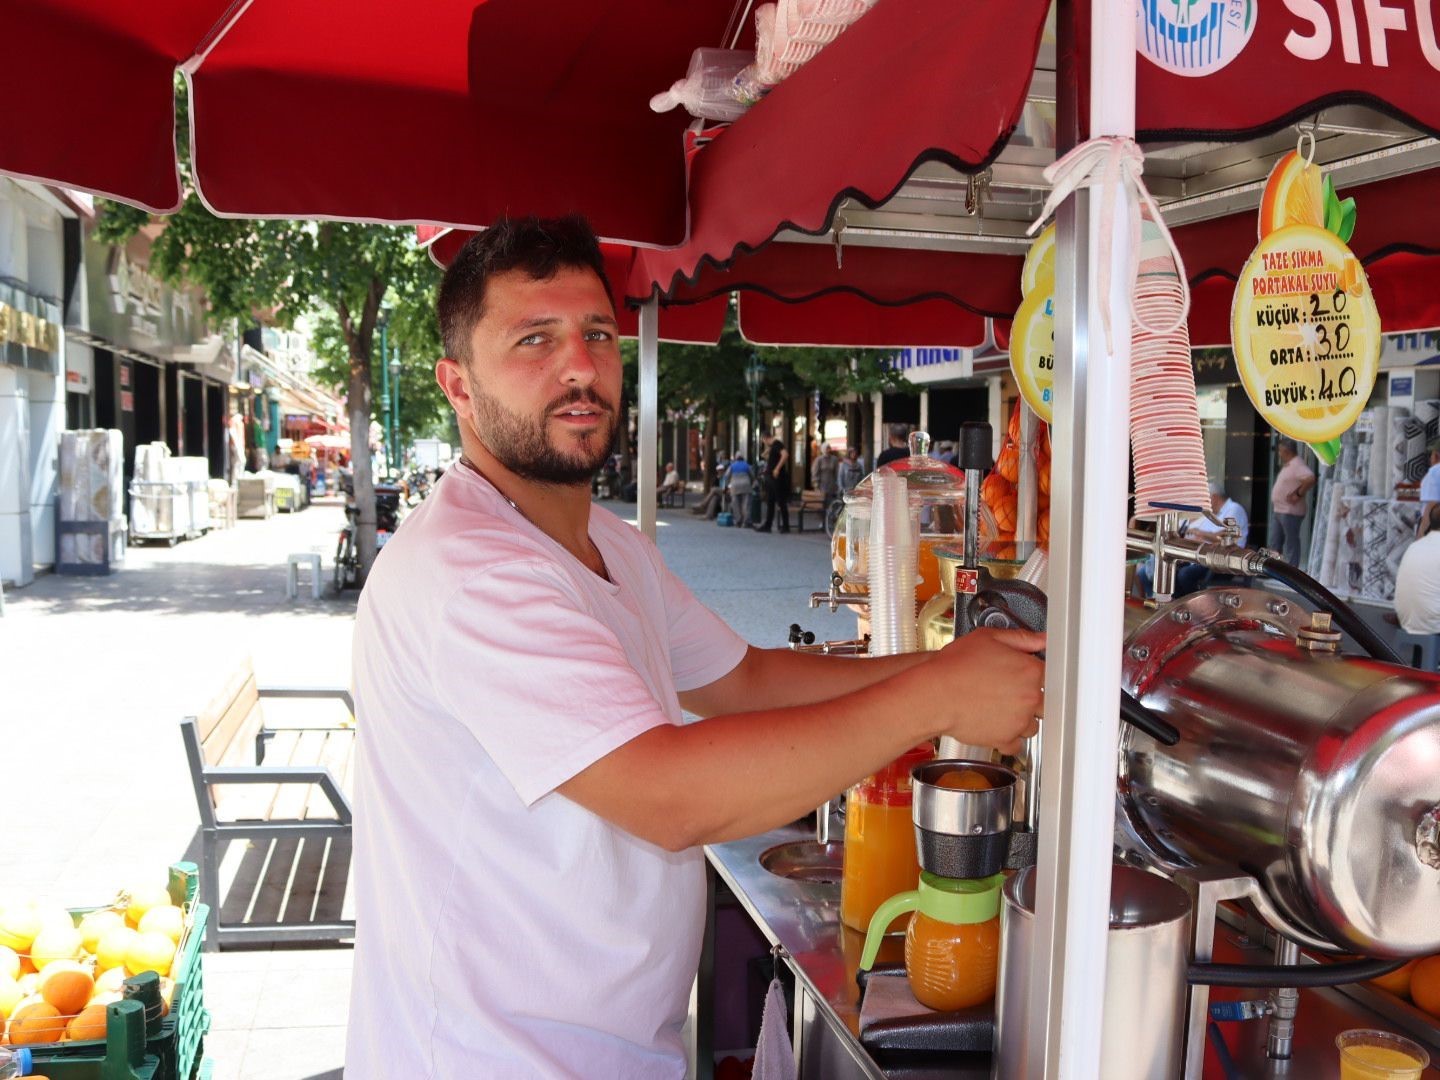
[
  {"xmin": 0, "ymin": 179, "xmax": 67, "ymax": 587},
  {"xmin": 69, "ymin": 223, "xmax": 228, "ymax": 512}
]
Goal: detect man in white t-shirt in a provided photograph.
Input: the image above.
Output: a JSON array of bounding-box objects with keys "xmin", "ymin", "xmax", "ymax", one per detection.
[
  {"xmin": 1419, "ymin": 441, "xmax": 1440, "ymax": 536},
  {"xmin": 344, "ymin": 217, "xmax": 1045, "ymax": 1079},
  {"xmin": 1397, "ymin": 504, "xmax": 1440, "ymax": 634}
]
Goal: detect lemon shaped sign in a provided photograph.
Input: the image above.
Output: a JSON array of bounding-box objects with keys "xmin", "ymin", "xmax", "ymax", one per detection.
[
  {"xmin": 1230, "ymin": 224, "xmax": 1379, "ymax": 446},
  {"xmin": 1021, "ymin": 224, "xmax": 1056, "ymax": 299},
  {"xmin": 1010, "ymin": 288, "xmax": 1055, "ymax": 424}
]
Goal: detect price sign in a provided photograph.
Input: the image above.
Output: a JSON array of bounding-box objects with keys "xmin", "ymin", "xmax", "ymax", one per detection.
[
  {"xmin": 1230, "ymin": 223, "xmax": 1379, "ymax": 448},
  {"xmin": 1010, "ymin": 287, "xmax": 1055, "ymax": 424}
]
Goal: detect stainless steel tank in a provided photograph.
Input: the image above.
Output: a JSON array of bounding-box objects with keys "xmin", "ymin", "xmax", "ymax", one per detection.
[{"xmin": 1116, "ymin": 587, "xmax": 1440, "ymax": 957}]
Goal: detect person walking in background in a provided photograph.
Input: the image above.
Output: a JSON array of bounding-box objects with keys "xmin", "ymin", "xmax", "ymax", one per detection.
[
  {"xmin": 726, "ymin": 453, "xmax": 754, "ymax": 527},
  {"xmin": 838, "ymin": 448, "xmax": 864, "ymax": 494},
  {"xmin": 812, "ymin": 444, "xmax": 840, "ymax": 512},
  {"xmin": 1270, "ymin": 438, "xmax": 1315, "ymax": 565},
  {"xmin": 755, "ymin": 438, "xmax": 791, "ymax": 533},
  {"xmin": 875, "ymin": 423, "xmax": 911, "ymax": 468}
]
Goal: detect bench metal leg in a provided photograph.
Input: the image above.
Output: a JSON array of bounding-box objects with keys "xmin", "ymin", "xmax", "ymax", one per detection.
[{"xmin": 199, "ymin": 828, "xmax": 222, "ymax": 952}]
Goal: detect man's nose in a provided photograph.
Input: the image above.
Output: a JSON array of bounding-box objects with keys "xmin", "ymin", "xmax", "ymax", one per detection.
[{"xmin": 557, "ymin": 331, "xmax": 600, "ymax": 388}]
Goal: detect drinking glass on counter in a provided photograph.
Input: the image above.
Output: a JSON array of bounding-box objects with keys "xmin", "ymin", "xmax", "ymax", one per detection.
[{"xmin": 1336, "ymin": 1029, "xmax": 1430, "ymax": 1080}]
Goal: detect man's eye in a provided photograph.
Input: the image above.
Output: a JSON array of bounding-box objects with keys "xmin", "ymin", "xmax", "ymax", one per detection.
[
  {"xmin": 585, "ymin": 330, "xmax": 614, "ymax": 343},
  {"xmin": 518, "ymin": 333, "xmax": 545, "ymax": 347}
]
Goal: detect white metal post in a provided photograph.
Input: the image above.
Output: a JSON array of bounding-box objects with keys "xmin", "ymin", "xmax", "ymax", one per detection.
[
  {"xmin": 637, "ymin": 299, "xmax": 659, "ymax": 540},
  {"xmin": 871, "ymin": 391, "xmax": 884, "ymax": 466},
  {"xmin": 988, "ymin": 376, "xmax": 1004, "ymax": 461},
  {"xmin": 919, "ymin": 389, "xmax": 930, "ymax": 436},
  {"xmin": 1017, "ymin": 401, "xmax": 1039, "ymax": 549},
  {"xmin": 1024, "ymin": 0, "xmax": 1136, "ymax": 1076}
]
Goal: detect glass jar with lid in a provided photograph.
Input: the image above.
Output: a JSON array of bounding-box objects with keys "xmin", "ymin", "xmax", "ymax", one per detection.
[{"xmin": 831, "ymin": 432, "xmax": 990, "ymax": 609}]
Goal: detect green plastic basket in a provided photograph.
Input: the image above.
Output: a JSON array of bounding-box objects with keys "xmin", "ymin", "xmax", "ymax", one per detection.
[
  {"xmin": 26, "ymin": 999, "xmax": 160, "ymax": 1080},
  {"xmin": 29, "ymin": 864, "xmax": 210, "ymax": 1080}
]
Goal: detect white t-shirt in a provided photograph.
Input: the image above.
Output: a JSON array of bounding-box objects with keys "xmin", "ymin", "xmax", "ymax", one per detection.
[
  {"xmin": 345, "ymin": 465, "xmax": 747, "ymax": 1079},
  {"xmin": 1189, "ymin": 498, "xmax": 1250, "ymax": 549},
  {"xmin": 1421, "ymin": 462, "xmax": 1440, "ymax": 504},
  {"xmin": 1396, "ymin": 533, "xmax": 1440, "ymax": 634}
]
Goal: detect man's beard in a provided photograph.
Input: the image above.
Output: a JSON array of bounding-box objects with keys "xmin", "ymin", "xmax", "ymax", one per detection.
[{"xmin": 468, "ymin": 380, "xmax": 616, "ymax": 486}]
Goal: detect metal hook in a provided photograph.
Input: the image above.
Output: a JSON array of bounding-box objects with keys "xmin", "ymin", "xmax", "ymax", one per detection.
[
  {"xmin": 1295, "ymin": 125, "xmax": 1317, "ymax": 167},
  {"xmin": 965, "ymin": 168, "xmax": 992, "ymax": 217},
  {"xmin": 832, "ymin": 214, "xmax": 847, "ymax": 270},
  {"xmin": 771, "ymin": 943, "xmax": 786, "ymax": 982}
]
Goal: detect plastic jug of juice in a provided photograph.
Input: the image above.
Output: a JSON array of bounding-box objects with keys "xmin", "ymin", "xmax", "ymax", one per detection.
[
  {"xmin": 858, "ymin": 871, "xmax": 1004, "ymax": 1011},
  {"xmin": 840, "ymin": 744, "xmax": 933, "ymax": 932}
]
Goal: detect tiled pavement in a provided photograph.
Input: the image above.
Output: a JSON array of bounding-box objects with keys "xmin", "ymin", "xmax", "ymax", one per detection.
[{"xmin": 0, "ymin": 489, "xmax": 833, "ymax": 1078}]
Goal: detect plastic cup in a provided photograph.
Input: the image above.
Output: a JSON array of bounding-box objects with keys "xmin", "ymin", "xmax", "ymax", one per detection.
[{"xmin": 1336, "ymin": 1030, "xmax": 1430, "ymax": 1080}]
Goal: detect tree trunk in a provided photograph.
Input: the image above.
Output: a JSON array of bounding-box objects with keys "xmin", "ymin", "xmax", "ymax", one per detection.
[{"xmin": 350, "ymin": 350, "xmax": 377, "ymax": 582}]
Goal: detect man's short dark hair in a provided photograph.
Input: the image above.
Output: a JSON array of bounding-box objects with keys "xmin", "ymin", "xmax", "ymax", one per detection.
[{"xmin": 437, "ymin": 215, "xmax": 613, "ymax": 363}]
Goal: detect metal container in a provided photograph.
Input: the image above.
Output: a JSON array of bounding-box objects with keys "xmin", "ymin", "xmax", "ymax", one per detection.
[
  {"xmin": 911, "ymin": 761, "xmax": 1015, "ymax": 879},
  {"xmin": 1117, "ymin": 588, "xmax": 1440, "ymax": 956},
  {"xmin": 993, "ymin": 865, "xmax": 1191, "ymax": 1080}
]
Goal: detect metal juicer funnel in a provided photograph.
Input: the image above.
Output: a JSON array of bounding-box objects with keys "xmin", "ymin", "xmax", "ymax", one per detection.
[{"xmin": 911, "ymin": 760, "xmax": 1016, "ymax": 879}]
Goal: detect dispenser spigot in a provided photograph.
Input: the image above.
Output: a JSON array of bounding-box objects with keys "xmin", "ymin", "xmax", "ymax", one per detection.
[{"xmin": 810, "ymin": 571, "xmax": 869, "ymax": 613}]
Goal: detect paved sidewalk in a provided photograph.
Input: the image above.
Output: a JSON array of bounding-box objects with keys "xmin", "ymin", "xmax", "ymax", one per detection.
[{"xmin": 0, "ymin": 493, "xmax": 836, "ymax": 1078}]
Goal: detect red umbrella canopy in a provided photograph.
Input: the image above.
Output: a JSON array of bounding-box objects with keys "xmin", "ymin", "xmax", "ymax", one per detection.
[
  {"xmin": 3, "ymin": 0, "xmax": 1048, "ymax": 254},
  {"xmin": 4, "ymin": 0, "xmax": 734, "ymax": 241}
]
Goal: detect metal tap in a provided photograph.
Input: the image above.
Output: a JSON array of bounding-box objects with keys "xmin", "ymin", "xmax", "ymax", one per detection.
[
  {"xmin": 787, "ymin": 623, "xmax": 869, "ymax": 656},
  {"xmin": 1267, "ymin": 937, "xmax": 1301, "ymax": 1060},
  {"xmin": 809, "ymin": 572, "xmax": 870, "ymax": 613}
]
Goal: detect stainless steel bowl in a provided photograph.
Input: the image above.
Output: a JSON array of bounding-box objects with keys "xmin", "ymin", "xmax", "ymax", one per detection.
[{"xmin": 912, "ymin": 760, "xmax": 1017, "ymax": 879}]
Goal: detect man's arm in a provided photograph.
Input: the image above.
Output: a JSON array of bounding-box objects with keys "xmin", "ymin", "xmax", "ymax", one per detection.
[
  {"xmin": 559, "ymin": 628, "xmax": 1045, "ymax": 851},
  {"xmin": 679, "ymin": 645, "xmax": 931, "ymax": 716}
]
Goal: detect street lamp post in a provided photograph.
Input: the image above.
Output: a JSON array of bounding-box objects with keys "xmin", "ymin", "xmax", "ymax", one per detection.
[
  {"xmin": 390, "ymin": 352, "xmax": 401, "ymax": 469},
  {"xmin": 744, "ymin": 355, "xmax": 767, "ymax": 525}
]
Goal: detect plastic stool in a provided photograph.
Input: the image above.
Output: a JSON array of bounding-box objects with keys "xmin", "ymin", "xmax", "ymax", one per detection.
[{"xmin": 286, "ymin": 552, "xmax": 323, "ymax": 599}]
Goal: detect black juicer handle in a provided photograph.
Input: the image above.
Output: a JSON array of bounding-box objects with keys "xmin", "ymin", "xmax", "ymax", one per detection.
[{"xmin": 959, "ymin": 421, "xmax": 993, "ymax": 473}]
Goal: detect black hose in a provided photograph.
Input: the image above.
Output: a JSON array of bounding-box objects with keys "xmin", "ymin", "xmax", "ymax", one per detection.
[
  {"xmin": 1188, "ymin": 955, "xmax": 1409, "ymax": 988},
  {"xmin": 1120, "ymin": 689, "xmax": 1180, "ymax": 746},
  {"xmin": 1259, "ymin": 555, "xmax": 1401, "ymax": 664},
  {"xmin": 1207, "ymin": 1022, "xmax": 1243, "ymax": 1080}
]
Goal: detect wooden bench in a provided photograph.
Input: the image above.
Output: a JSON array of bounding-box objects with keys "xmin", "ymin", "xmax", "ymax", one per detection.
[
  {"xmin": 180, "ymin": 660, "xmax": 357, "ymax": 949},
  {"xmin": 796, "ymin": 490, "xmax": 829, "ymax": 532}
]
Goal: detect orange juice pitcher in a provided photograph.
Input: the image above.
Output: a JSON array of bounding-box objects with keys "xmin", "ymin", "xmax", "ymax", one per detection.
[
  {"xmin": 839, "ymin": 745, "xmax": 934, "ymax": 932},
  {"xmin": 857, "ymin": 871, "xmax": 1005, "ymax": 1011}
]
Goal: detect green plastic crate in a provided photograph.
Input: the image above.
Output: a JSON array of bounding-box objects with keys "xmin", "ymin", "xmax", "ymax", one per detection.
[
  {"xmin": 30, "ymin": 865, "xmax": 209, "ymax": 1080},
  {"xmin": 27, "ymin": 999, "xmax": 160, "ymax": 1080}
]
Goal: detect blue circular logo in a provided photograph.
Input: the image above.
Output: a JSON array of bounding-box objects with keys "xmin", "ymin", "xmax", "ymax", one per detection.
[{"xmin": 1138, "ymin": 0, "xmax": 1257, "ymax": 77}]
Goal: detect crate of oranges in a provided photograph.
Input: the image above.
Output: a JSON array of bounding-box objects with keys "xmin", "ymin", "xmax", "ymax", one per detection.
[{"xmin": 0, "ymin": 864, "xmax": 209, "ymax": 1080}]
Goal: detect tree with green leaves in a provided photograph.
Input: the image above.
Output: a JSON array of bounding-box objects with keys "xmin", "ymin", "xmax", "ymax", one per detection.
[{"xmin": 96, "ymin": 201, "xmax": 440, "ymax": 581}]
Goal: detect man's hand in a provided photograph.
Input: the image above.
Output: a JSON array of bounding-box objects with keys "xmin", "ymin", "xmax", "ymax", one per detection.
[{"xmin": 916, "ymin": 628, "xmax": 1045, "ymax": 755}]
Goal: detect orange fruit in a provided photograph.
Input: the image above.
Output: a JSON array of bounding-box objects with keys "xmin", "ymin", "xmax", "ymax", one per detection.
[
  {"xmin": 65, "ymin": 1002, "xmax": 108, "ymax": 1042},
  {"xmin": 9, "ymin": 1000, "xmax": 66, "ymax": 1045},
  {"xmin": 1369, "ymin": 958, "xmax": 1418, "ymax": 999},
  {"xmin": 936, "ymin": 769, "xmax": 992, "ymax": 791},
  {"xmin": 1258, "ymin": 151, "xmax": 1325, "ymax": 237},
  {"xmin": 1410, "ymin": 955, "xmax": 1440, "ymax": 1017},
  {"xmin": 40, "ymin": 966, "xmax": 94, "ymax": 1016},
  {"xmin": 0, "ymin": 976, "xmax": 24, "ymax": 1020}
]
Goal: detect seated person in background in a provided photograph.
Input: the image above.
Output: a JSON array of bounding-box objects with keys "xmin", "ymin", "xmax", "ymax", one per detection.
[
  {"xmin": 1396, "ymin": 504, "xmax": 1440, "ymax": 634},
  {"xmin": 1134, "ymin": 483, "xmax": 1249, "ymax": 598},
  {"xmin": 657, "ymin": 462, "xmax": 683, "ymax": 501}
]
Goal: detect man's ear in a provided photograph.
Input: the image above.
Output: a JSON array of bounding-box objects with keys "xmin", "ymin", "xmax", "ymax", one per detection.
[{"xmin": 436, "ymin": 357, "xmax": 470, "ymax": 413}]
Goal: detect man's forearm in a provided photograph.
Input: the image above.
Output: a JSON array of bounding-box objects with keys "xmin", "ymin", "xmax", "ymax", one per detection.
[{"xmin": 681, "ymin": 645, "xmax": 932, "ymax": 716}]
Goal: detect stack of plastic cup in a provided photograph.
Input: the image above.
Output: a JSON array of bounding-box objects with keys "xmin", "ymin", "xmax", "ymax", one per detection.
[
  {"xmin": 868, "ymin": 468, "xmax": 919, "ymax": 656},
  {"xmin": 1131, "ymin": 208, "xmax": 1209, "ymax": 519}
]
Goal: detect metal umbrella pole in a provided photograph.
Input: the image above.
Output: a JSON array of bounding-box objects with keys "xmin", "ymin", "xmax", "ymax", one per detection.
[
  {"xmin": 637, "ymin": 299, "xmax": 659, "ymax": 540},
  {"xmin": 1024, "ymin": 0, "xmax": 1136, "ymax": 1075}
]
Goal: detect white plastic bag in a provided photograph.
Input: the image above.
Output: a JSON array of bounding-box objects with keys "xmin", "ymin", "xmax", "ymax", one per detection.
[{"xmin": 649, "ymin": 48, "xmax": 754, "ymax": 122}]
